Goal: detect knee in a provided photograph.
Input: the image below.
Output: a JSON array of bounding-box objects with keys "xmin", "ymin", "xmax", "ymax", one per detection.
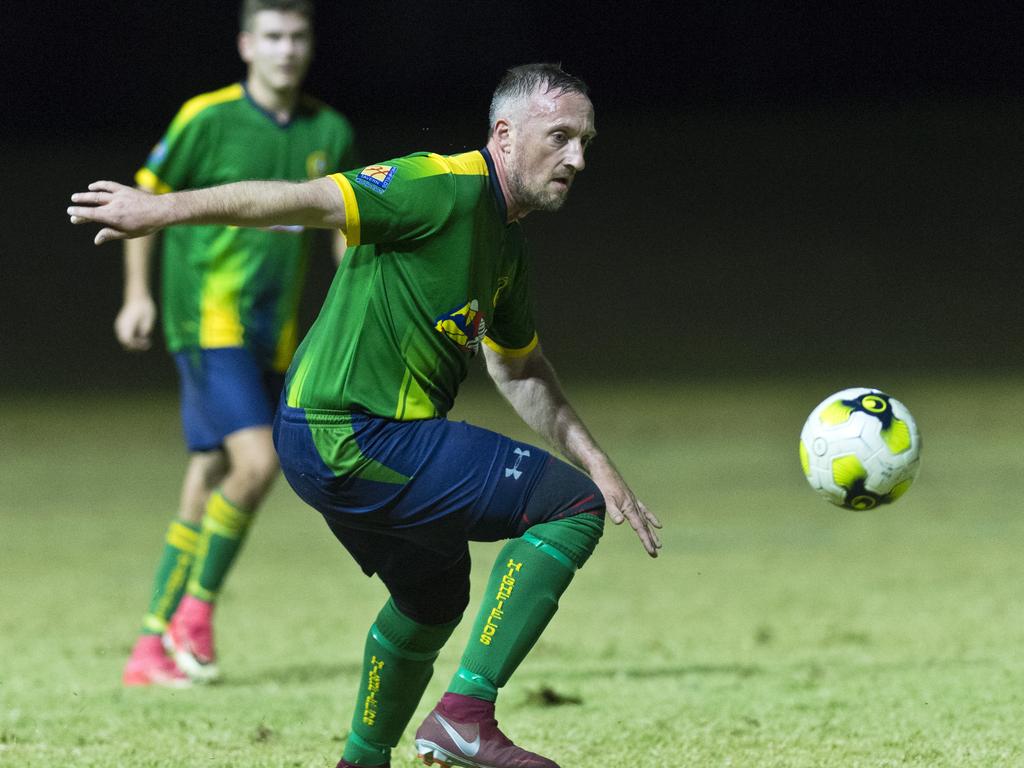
[
  {"xmin": 224, "ymin": 427, "xmax": 280, "ymax": 491},
  {"xmin": 195, "ymin": 451, "xmax": 229, "ymax": 488},
  {"xmin": 180, "ymin": 451, "xmax": 228, "ymax": 520},
  {"xmin": 522, "ymin": 457, "xmax": 605, "ymax": 530},
  {"xmin": 388, "ymin": 554, "xmax": 470, "ymax": 625},
  {"xmin": 248, "ymin": 449, "xmax": 281, "ymax": 486},
  {"xmin": 234, "ymin": 448, "xmax": 280, "ymax": 493},
  {"xmin": 393, "ymin": 583, "xmax": 469, "ymax": 626},
  {"xmin": 526, "ymin": 512, "xmax": 605, "ymax": 570}
]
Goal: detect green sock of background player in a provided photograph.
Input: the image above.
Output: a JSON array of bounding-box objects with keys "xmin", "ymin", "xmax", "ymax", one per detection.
[
  {"xmin": 342, "ymin": 599, "xmax": 461, "ymax": 765},
  {"xmin": 186, "ymin": 489, "xmax": 254, "ymax": 601},
  {"xmin": 449, "ymin": 514, "xmax": 604, "ymax": 701},
  {"xmin": 140, "ymin": 520, "xmax": 200, "ymax": 634}
]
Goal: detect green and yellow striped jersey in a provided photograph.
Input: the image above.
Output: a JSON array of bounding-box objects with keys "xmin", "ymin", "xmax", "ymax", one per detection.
[
  {"xmin": 285, "ymin": 148, "xmax": 537, "ymax": 420},
  {"xmin": 138, "ymin": 83, "xmax": 357, "ymax": 371}
]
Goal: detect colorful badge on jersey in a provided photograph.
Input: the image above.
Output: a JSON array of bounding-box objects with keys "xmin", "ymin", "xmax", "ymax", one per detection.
[
  {"xmin": 435, "ymin": 299, "xmax": 487, "ymax": 355},
  {"xmin": 355, "ymin": 164, "xmax": 396, "ymax": 193}
]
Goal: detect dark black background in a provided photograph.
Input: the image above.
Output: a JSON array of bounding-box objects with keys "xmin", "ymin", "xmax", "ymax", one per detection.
[{"xmin": 5, "ymin": 1, "xmax": 1024, "ymax": 391}]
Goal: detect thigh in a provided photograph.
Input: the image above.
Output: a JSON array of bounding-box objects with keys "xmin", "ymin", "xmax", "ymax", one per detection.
[
  {"xmin": 511, "ymin": 455, "xmax": 605, "ymax": 536},
  {"xmin": 277, "ymin": 406, "xmax": 566, "ymax": 540},
  {"xmin": 465, "ymin": 451, "xmax": 605, "ymax": 541},
  {"xmin": 341, "ymin": 415, "xmax": 558, "ymax": 541},
  {"xmin": 174, "ymin": 348, "xmax": 279, "ymax": 451},
  {"xmin": 223, "ymin": 425, "xmax": 278, "ymax": 470}
]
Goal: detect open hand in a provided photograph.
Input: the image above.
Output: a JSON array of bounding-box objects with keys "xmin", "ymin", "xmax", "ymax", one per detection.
[
  {"xmin": 591, "ymin": 464, "xmax": 663, "ymax": 558},
  {"xmin": 68, "ymin": 181, "xmax": 165, "ymax": 244}
]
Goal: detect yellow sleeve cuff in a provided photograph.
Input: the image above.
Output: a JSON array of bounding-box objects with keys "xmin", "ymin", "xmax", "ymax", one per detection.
[
  {"xmin": 483, "ymin": 332, "xmax": 539, "ymax": 358},
  {"xmin": 328, "ymin": 173, "xmax": 361, "ymax": 246},
  {"xmin": 135, "ymin": 167, "xmax": 172, "ymax": 194}
]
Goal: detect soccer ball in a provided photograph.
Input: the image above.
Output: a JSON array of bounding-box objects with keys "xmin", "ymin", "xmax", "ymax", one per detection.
[{"xmin": 799, "ymin": 387, "xmax": 921, "ymax": 510}]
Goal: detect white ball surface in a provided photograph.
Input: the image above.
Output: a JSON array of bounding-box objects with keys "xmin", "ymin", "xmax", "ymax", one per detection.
[{"xmin": 799, "ymin": 387, "xmax": 921, "ymax": 510}]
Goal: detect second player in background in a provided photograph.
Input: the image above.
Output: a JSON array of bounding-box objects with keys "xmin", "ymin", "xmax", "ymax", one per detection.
[{"xmin": 118, "ymin": 0, "xmax": 358, "ymax": 687}]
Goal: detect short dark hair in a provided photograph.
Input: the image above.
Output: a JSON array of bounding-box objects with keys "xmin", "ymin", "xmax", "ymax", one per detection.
[
  {"xmin": 488, "ymin": 63, "xmax": 589, "ymax": 130},
  {"xmin": 240, "ymin": 0, "xmax": 313, "ymax": 31}
]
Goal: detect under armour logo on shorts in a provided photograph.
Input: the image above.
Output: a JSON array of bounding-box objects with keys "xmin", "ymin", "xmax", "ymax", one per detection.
[{"xmin": 505, "ymin": 447, "xmax": 531, "ymax": 480}]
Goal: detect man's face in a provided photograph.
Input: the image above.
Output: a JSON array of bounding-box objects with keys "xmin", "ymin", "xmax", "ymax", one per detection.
[
  {"xmin": 239, "ymin": 10, "xmax": 313, "ymax": 93},
  {"xmin": 505, "ymin": 89, "xmax": 596, "ymax": 214}
]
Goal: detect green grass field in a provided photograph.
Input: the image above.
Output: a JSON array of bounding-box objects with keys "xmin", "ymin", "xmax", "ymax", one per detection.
[{"xmin": 2, "ymin": 377, "xmax": 1023, "ymax": 767}]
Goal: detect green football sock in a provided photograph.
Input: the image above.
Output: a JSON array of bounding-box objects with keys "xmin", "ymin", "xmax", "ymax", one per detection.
[
  {"xmin": 449, "ymin": 514, "xmax": 604, "ymax": 701},
  {"xmin": 343, "ymin": 599, "xmax": 460, "ymax": 765},
  {"xmin": 186, "ymin": 490, "xmax": 254, "ymax": 602},
  {"xmin": 140, "ymin": 520, "xmax": 201, "ymax": 635}
]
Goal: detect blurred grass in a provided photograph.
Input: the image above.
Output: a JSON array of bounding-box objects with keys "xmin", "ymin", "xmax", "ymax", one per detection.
[{"xmin": 1, "ymin": 376, "xmax": 1023, "ymax": 766}]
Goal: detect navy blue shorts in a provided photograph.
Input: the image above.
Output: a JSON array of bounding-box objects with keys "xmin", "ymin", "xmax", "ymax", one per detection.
[
  {"xmin": 174, "ymin": 348, "xmax": 284, "ymax": 452},
  {"xmin": 273, "ymin": 404, "xmax": 603, "ymax": 583}
]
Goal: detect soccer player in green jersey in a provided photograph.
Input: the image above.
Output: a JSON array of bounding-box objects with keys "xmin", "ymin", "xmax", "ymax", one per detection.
[
  {"xmin": 72, "ymin": 63, "xmax": 661, "ymax": 768},
  {"xmin": 115, "ymin": 0, "xmax": 357, "ymax": 686}
]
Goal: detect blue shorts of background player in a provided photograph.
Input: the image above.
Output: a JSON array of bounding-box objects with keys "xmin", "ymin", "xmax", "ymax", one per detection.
[
  {"xmin": 174, "ymin": 347, "xmax": 284, "ymax": 451},
  {"xmin": 273, "ymin": 404, "xmax": 604, "ymax": 624}
]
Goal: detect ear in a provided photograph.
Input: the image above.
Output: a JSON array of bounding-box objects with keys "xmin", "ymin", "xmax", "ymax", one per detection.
[
  {"xmin": 238, "ymin": 30, "xmax": 252, "ymax": 64},
  {"xmin": 493, "ymin": 118, "xmax": 514, "ymax": 155}
]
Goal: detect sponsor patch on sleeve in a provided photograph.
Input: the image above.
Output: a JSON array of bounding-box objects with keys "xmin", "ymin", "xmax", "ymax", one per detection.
[
  {"xmin": 355, "ymin": 164, "xmax": 396, "ymax": 193},
  {"xmin": 147, "ymin": 140, "xmax": 168, "ymax": 167}
]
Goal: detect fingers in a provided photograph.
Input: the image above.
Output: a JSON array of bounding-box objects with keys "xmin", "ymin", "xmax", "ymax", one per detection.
[
  {"xmin": 70, "ymin": 191, "xmax": 112, "ymax": 206},
  {"xmin": 607, "ymin": 505, "xmax": 625, "ymax": 525},
  {"xmin": 68, "ymin": 182, "xmax": 122, "ymax": 224},
  {"xmin": 115, "ymin": 302, "xmax": 155, "ymax": 351},
  {"xmin": 635, "ymin": 504, "xmax": 663, "ymax": 553},
  {"xmin": 644, "ymin": 507, "xmax": 663, "ymax": 529},
  {"xmin": 631, "ymin": 514, "xmax": 660, "ymax": 557},
  {"xmin": 116, "ymin": 332, "xmax": 151, "ymax": 352},
  {"xmin": 608, "ymin": 495, "xmax": 662, "ymax": 558},
  {"xmin": 115, "ymin": 323, "xmax": 152, "ymax": 351},
  {"xmin": 137, "ymin": 313, "xmax": 155, "ymax": 349},
  {"xmin": 68, "ymin": 209, "xmax": 95, "ymax": 223},
  {"xmin": 69, "ymin": 182, "xmax": 121, "ymax": 212},
  {"xmin": 68, "ymin": 204, "xmax": 128, "ymax": 244},
  {"xmin": 628, "ymin": 502, "xmax": 661, "ymax": 557},
  {"xmin": 96, "ymin": 227, "xmax": 126, "ymax": 245},
  {"xmin": 68, "ymin": 205, "xmax": 127, "ymax": 243},
  {"xmin": 88, "ymin": 180, "xmax": 125, "ymax": 193},
  {"xmin": 124, "ymin": 335, "xmax": 152, "ymax": 351},
  {"xmin": 643, "ymin": 517, "xmax": 663, "ymax": 552}
]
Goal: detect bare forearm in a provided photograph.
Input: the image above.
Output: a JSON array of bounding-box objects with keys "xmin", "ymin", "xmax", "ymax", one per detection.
[
  {"xmin": 167, "ymin": 179, "xmax": 343, "ymax": 230},
  {"xmin": 68, "ymin": 177, "xmax": 345, "ymax": 245},
  {"xmin": 123, "ymin": 233, "xmax": 156, "ymax": 300},
  {"xmin": 492, "ymin": 353, "xmax": 610, "ymax": 474},
  {"xmin": 116, "ymin": 230, "xmax": 158, "ymax": 350},
  {"xmin": 486, "ymin": 346, "xmax": 663, "ymax": 557}
]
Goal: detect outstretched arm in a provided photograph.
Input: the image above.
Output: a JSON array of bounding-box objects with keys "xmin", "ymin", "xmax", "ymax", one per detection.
[
  {"xmin": 483, "ymin": 341, "xmax": 663, "ymax": 558},
  {"xmin": 69, "ymin": 177, "xmax": 346, "ymax": 245}
]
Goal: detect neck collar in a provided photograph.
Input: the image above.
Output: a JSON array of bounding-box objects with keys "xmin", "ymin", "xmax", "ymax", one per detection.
[
  {"xmin": 242, "ymin": 81, "xmax": 301, "ymax": 128},
  {"xmin": 480, "ymin": 146, "xmax": 509, "ymax": 223}
]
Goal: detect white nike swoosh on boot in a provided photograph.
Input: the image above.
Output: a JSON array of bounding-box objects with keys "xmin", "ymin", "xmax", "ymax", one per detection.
[{"xmin": 433, "ymin": 712, "xmax": 481, "ymax": 757}]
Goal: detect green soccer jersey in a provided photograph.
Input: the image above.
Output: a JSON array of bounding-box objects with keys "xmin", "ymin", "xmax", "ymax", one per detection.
[
  {"xmin": 138, "ymin": 83, "xmax": 357, "ymax": 371},
  {"xmin": 285, "ymin": 149, "xmax": 538, "ymax": 420}
]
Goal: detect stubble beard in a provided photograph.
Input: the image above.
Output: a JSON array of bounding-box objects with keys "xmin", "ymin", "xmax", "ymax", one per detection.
[{"xmin": 507, "ymin": 156, "xmax": 567, "ymax": 214}]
